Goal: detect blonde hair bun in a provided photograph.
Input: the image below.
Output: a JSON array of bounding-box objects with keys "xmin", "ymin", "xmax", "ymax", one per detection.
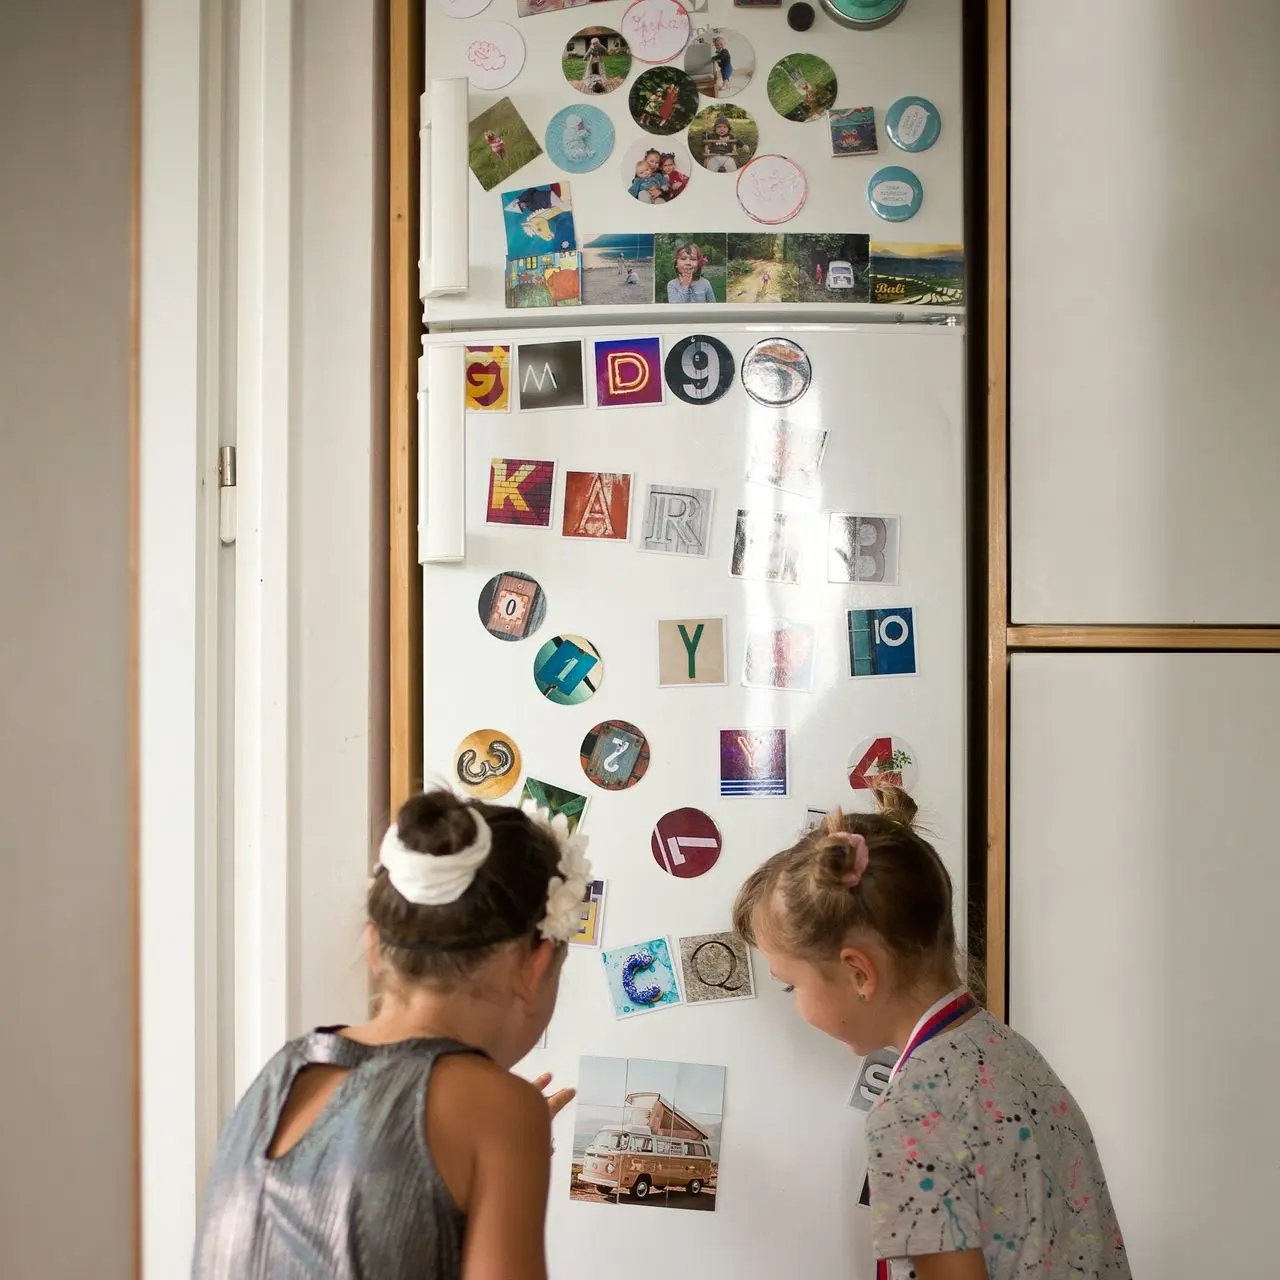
[{"xmin": 867, "ymin": 780, "xmax": 918, "ymax": 828}]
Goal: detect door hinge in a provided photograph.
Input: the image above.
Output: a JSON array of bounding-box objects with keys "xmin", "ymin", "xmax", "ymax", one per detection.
[{"xmin": 218, "ymin": 445, "xmax": 237, "ymax": 545}]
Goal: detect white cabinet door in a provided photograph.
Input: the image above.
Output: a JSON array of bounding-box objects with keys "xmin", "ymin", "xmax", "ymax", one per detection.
[
  {"xmin": 1010, "ymin": 652, "xmax": 1280, "ymax": 1277},
  {"xmin": 1009, "ymin": 3, "xmax": 1280, "ymax": 623}
]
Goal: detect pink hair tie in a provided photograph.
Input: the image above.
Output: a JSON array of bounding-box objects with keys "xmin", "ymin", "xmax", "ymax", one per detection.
[{"xmin": 828, "ymin": 831, "xmax": 870, "ymax": 887}]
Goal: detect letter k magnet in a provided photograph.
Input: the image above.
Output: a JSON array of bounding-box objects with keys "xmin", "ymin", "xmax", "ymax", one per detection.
[{"xmin": 593, "ymin": 336, "xmax": 664, "ymax": 408}]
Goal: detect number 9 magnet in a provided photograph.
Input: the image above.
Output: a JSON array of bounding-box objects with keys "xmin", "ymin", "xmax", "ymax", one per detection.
[{"xmin": 664, "ymin": 334, "xmax": 734, "ymax": 405}]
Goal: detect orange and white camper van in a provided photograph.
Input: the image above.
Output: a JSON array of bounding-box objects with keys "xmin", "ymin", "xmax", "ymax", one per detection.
[{"xmin": 578, "ymin": 1092, "xmax": 717, "ymax": 1200}]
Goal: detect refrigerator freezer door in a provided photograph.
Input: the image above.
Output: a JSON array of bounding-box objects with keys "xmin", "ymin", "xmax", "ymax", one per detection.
[
  {"xmin": 419, "ymin": 320, "xmax": 965, "ymax": 1279},
  {"xmin": 422, "ymin": 0, "xmax": 964, "ymax": 326}
]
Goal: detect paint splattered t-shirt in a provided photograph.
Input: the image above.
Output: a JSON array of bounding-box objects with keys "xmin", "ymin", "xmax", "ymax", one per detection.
[{"xmin": 865, "ymin": 1009, "xmax": 1131, "ymax": 1279}]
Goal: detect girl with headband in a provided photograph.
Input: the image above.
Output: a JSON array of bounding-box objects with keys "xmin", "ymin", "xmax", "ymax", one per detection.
[{"xmin": 193, "ymin": 787, "xmax": 591, "ymax": 1280}]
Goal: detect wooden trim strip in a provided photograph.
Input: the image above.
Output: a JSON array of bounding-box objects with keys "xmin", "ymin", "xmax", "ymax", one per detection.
[
  {"xmin": 129, "ymin": 0, "xmax": 143, "ymax": 1271},
  {"xmin": 984, "ymin": 0, "xmax": 1010, "ymax": 1023},
  {"xmin": 389, "ymin": 0, "xmax": 423, "ymax": 814},
  {"xmin": 1008, "ymin": 625, "xmax": 1280, "ymax": 651}
]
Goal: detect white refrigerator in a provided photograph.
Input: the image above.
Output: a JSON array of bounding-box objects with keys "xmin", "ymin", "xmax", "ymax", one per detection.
[
  {"xmin": 420, "ymin": 0, "xmax": 965, "ymax": 324},
  {"xmin": 417, "ymin": 319, "xmax": 966, "ymax": 1280},
  {"xmin": 417, "ymin": 1, "xmax": 966, "ymax": 1275}
]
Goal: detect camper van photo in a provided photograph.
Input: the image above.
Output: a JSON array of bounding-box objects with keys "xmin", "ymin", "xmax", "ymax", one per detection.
[{"xmin": 570, "ymin": 1057, "xmax": 726, "ymax": 1211}]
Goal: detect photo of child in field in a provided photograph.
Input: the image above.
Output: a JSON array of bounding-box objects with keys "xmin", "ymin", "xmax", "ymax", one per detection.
[
  {"xmin": 628, "ymin": 66, "xmax": 699, "ymax": 136},
  {"xmin": 562, "ymin": 26, "xmax": 631, "ymax": 95},
  {"xmin": 766, "ymin": 53, "xmax": 837, "ymax": 123},
  {"xmin": 687, "ymin": 103, "xmax": 757, "ymax": 174},
  {"xmin": 655, "ymin": 234, "xmax": 727, "ymax": 303},
  {"xmin": 726, "ymin": 233, "xmax": 790, "ymax": 302},
  {"xmin": 468, "ymin": 97, "xmax": 542, "ymax": 191}
]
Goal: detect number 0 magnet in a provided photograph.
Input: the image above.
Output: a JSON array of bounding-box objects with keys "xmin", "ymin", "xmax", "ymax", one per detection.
[
  {"xmin": 664, "ymin": 334, "xmax": 734, "ymax": 404},
  {"xmin": 580, "ymin": 720, "xmax": 651, "ymax": 790},
  {"xmin": 477, "ymin": 570, "xmax": 547, "ymax": 642}
]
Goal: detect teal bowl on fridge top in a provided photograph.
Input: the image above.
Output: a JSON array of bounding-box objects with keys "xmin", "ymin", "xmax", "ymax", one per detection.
[{"xmin": 817, "ymin": 0, "xmax": 907, "ymax": 30}]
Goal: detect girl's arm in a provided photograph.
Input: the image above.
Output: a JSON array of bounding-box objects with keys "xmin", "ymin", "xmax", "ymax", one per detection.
[
  {"xmin": 911, "ymin": 1252, "xmax": 988, "ymax": 1280},
  {"xmin": 429, "ymin": 1056, "xmax": 552, "ymax": 1280},
  {"xmin": 461, "ymin": 1075, "xmax": 551, "ymax": 1280}
]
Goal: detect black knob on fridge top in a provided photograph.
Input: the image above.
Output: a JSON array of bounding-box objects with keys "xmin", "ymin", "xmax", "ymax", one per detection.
[{"xmin": 787, "ymin": 2, "xmax": 815, "ymax": 30}]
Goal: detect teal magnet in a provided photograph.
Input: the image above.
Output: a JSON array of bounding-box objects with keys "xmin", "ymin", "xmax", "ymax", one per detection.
[
  {"xmin": 867, "ymin": 165, "xmax": 922, "ymax": 221},
  {"xmin": 885, "ymin": 96, "xmax": 940, "ymax": 152},
  {"xmin": 818, "ymin": 0, "xmax": 907, "ymax": 29}
]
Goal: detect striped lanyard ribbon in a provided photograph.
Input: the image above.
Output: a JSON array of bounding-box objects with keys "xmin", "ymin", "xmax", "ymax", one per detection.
[{"xmin": 869, "ymin": 988, "xmax": 977, "ymax": 1280}]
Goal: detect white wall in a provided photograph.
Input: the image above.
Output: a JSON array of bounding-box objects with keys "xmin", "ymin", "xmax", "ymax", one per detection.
[
  {"xmin": 1009, "ymin": 0, "xmax": 1280, "ymax": 624},
  {"xmin": 293, "ymin": 0, "xmax": 388, "ymax": 1032},
  {"xmin": 0, "ymin": 2, "xmax": 136, "ymax": 1274},
  {"xmin": 1009, "ymin": 653, "xmax": 1280, "ymax": 1276}
]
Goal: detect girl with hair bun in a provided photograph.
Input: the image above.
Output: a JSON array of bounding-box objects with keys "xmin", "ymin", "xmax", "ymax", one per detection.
[
  {"xmin": 193, "ymin": 787, "xmax": 592, "ymax": 1280},
  {"xmin": 733, "ymin": 785, "xmax": 1130, "ymax": 1280}
]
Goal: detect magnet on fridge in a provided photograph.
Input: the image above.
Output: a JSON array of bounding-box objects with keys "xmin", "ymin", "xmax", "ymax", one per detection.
[
  {"xmin": 847, "ymin": 734, "xmax": 918, "ymax": 793},
  {"xmin": 684, "ymin": 27, "xmax": 755, "ymax": 99},
  {"xmin": 620, "ymin": 0, "xmax": 693, "ymax": 65},
  {"xmin": 436, "ymin": 0, "xmax": 492, "ymax": 17},
  {"xmin": 477, "ymin": 570, "xmax": 548, "ymax": 641},
  {"xmin": 545, "ymin": 104, "xmax": 615, "ymax": 174},
  {"xmin": 766, "ymin": 53, "xmax": 837, "ymax": 123},
  {"xmin": 885, "ymin": 95, "xmax": 940, "ymax": 152},
  {"xmin": 736, "ymin": 154, "xmax": 807, "ymax": 225},
  {"xmin": 629, "ymin": 66, "xmax": 700, "ymax": 135},
  {"xmin": 786, "ymin": 3, "xmax": 815, "ymax": 30},
  {"xmin": 650, "ymin": 808, "xmax": 722, "ymax": 878},
  {"xmin": 532, "ymin": 633, "xmax": 604, "ymax": 705},
  {"xmin": 563, "ymin": 26, "xmax": 631, "ymax": 95},
  {"xmin": 867, "ymin": 165, "xmax": 922, "ymax": 221},
  {"xmin": 462, "ymin": 22, "xmax": 526, "ymax": 91},
  {"xmin": 580, "ymin": 720, "xmax": 651, "ymax": 790},
  {"xmin": 453, "ymin": 729, "xmax": 522, "ymax": 798}
]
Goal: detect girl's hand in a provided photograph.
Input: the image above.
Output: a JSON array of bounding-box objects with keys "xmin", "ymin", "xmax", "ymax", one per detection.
[{"xmin": 530, "ymin": 1071, "xmax": 576, "ymax": 1120}]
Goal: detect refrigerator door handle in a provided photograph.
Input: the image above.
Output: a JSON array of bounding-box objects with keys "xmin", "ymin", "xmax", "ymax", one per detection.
[
  {"xmin": 419, "ymin": 345, "xmax": 466, "ymax": 564},
  {"xmin": 419, "ymin": 79, "xmax": 469, "ymax": 299}
]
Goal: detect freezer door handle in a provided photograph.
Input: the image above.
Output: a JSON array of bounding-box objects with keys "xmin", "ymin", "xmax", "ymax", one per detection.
[
  {"xmin": 420, "ymin": 78, "xmax": 469, "ymax": 299},
  {"xmin": 418, "ymin": 346, "xmax": 466, "ymax": 564}
]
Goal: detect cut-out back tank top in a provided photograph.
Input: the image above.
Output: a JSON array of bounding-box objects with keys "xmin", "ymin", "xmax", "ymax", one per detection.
[{"xmin": 192, "ymin": 1029, "xmax": 483, "ymax": 1279}]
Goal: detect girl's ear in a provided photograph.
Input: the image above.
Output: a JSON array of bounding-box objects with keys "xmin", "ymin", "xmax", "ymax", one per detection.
[
  {"xmin": 516, "ymin": 937, "xmax": 561, "ymax": 1002},
  {"xmin": 838, "ymin": 945, "xmax": 878, "ymax": 1001}
]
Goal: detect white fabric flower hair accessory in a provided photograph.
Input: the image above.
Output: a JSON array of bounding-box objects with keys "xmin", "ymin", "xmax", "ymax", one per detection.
[{"xmin": 521, "ymin": 799, "xmax": 593, "ymax": 944}]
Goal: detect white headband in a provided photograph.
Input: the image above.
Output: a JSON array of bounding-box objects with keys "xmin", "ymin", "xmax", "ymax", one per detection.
[{"xmin": 378, "ymin": 811, "xmax": 492, "ymax": 906}]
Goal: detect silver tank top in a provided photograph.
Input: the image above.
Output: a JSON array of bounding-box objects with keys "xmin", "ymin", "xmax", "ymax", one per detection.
[{"xmin": 192, "ymin": 1029, "xmax": 483, "ymax": 1280}]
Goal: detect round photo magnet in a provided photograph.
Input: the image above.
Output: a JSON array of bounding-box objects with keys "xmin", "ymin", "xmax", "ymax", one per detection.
[
  {"xmin": 885, "ymin": 95, "xmax": 940, "ymax": 152},
  {"xmin": 563, "ymin": 27, "xmax": 631, "ymax": 95},
  {"xmin": 629, "ymin": 66, "xmax": 699, "ymax": 135},
  {"xmin": 546, "ymin": 104, "xmax": 614, "ymax": 174},
  {"xmin": 867, "ymin": 165, "xmax": 922, "ymax": 221}
]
